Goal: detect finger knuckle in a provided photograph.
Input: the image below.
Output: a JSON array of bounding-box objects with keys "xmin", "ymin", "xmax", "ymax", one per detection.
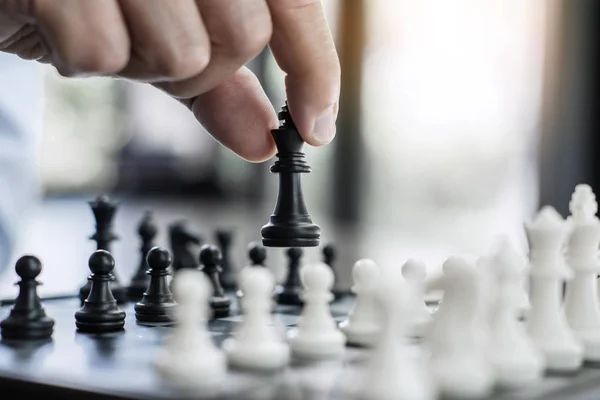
[
  {"xmin": 225, "ymin": 19, "xmax": 272, "ymax": 60},
  {"xmin": 65, "ymin": 40, "xmax": 128, "ymax": 75},
  {"xmin": 153, "ymin": 42, "xmax": 211, "ymax": 80}
]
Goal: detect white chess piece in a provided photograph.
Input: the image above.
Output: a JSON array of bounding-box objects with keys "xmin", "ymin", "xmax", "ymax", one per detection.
[
  {"xmin": 223, "ymin": 267, "xmax": 290, "ymax": 371},
  {"xmin": 488, "ymin": 238, "xmax": 545, "ymax": 387},
  {"xmin": 155, "ymin": 269, "xmax": 226, "ymax": 392},
  {"xmin": 525, "ymin": 205, "xmax": 583, "ymax": 372},
  {"xmin": 474, "ymin": 255, "xmax": 497, "ymax": 360},
  {"xmin": 339, "ymin": 259, "xmax": 382, "ymax": 346},
  {"xmin": 359, "ymin": 273, "xmax": 436, "ymax": 400},
  {"xmin": 288, "ymin": 262, "xmax": 346, "ymax": 360},
  {"xmin": 425, "ymin": 257, "xmax": 493, "ymax": 399},
  {"xmin": 401, "ymin": 259, "xmax": 433, "ymax": 338},
  {"xmin": 564, "ymin": 184, "xmax": 600, "ymax": 361}
]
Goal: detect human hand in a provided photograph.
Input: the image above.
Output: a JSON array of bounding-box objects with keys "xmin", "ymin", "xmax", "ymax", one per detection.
[{"xmin": 0, "ymin": 0, "xmax": 340, "ymax": 161}]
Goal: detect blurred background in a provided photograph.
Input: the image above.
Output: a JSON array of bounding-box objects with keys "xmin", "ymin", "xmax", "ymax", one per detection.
[{"xmin": 0, "ymin": 0, "xmax": 597, "ymax": 298}]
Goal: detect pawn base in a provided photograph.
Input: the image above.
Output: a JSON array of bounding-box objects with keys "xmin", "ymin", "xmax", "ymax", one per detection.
[
  {"xmin": 276, "ymin": 286, "xmax": 303, "ymax": 306},
  {"xmin": 135, "ymin": 301, "xmax": 176, "ymax": 325},
  {"xmin": 339, "ymin": 321, "xmax": 380, "ymax": 347},
  {"xmin": 155, "ymin": 349, "xmax": 226, "ymax": 393},
  {"xmin": 223, "ymin": 338, "xmax": 290, "ymax": 372},
  {"xmin": 75, "ymin": 306, "xmax": 126, "ymax": 333},
  {"xmin": 210, "ymin": 297, "xmax": 231, "ymax": 319},
  {"xmin": 0, "ymin": 315, "xmax": 54, "ymax": 340},
  {"xmin": 288, "ymin": 328, "xmax": 345, "ymax": 360}
]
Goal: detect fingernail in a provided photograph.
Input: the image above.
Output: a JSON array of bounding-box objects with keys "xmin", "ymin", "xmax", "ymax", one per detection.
[{"xmin": 312, "ymin": 105, "xmax": 337, "ymax": 145}]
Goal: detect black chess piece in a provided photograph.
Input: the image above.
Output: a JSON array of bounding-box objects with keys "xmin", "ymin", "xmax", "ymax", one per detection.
[
  {"xmin": 249, "ymin": 242, "xmax": 267, "ymax": 267},
  {"xmin": 0, "ymin": 256, "xmax": 54, "ymax": 340},
  {"xmin": 75, "ymin": 250, "xmax": 126, "ymax": 333},
  {"xmin": 169, "ymin": 221, "xmax": 201, "ymax": 272},
  {"xmin": 128, "ymin": 211, "xmax": 158, "ymax": 300},
  {"xmin": 236, "ymin": 242, "xmax": 268, "ymax": 299},
  {"xmin": 276, "ymin": 247, "xmax": 303, "ymax": 305},
  {"xmin": 79, "ymin": 195, "xmax": 127, "ymax": 305},
  {"xmin": 134, "ymin": 247, "xmax": 177, "ymax": 325},
  {"xmin": 323, "ymin": 244, "xmax": 345, "ymax": 300},
  {"xmin": 216, "ymin": 229, "xmax": 236, "ymax": 291},
  {"xmin": 198, "ymin": 244, "xmax": 230, "ymax": 318},
  {"xmin": 261, "ymin": 103, "xmax": 321, "ymax": 248}
]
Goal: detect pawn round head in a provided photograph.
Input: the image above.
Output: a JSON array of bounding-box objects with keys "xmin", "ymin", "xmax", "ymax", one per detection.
[
  {"xmin": 146, "ymin": 247, "xmax": 171, "ymax": 270},
  {"xmin": 401, "ymin": 259, "xmax": 426, "ymax": 281},
  {"xmin": 248, "ymin": 242, "xmax": 267, "ymax": 265},
  {"xmin": 172, "ymin": 269, "xmax": 210, "ymax": 304},
  {"xmin": 442, "ymin": 256, "xmax": 475, "ymax": 281},
  {"xmin": 240, "ymin": 267, "xmax": 275, "ymax": 299},
  {"xmin": 323, "ymin": 244, "xmax": 336, "ymax": 261},
  {"xmin": 88, "ymin": 250, "xmax": 115, "ymax": 275},
  {"xmin": 301, "ymin": 262, "xmax": 334, "ymax": 292},
  {"xmin": 15, "ymin": 255, "xmax": 42, "ymax": 280},
  {"xmin": 287, "ymin": 247, "xmax": 303, "ymax": 261},
  {"xmin": 352, "ymin": 259, "xmax": 380, "ymax": 289},
  {"xmin": 199, "ymin": 244, "xmax": 222, "ymax": 266}
]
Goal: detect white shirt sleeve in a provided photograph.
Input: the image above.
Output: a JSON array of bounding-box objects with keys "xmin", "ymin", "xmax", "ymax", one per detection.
[{"xmin": 0, "ymin": 53, "xmax": 42, "ymax": 272}]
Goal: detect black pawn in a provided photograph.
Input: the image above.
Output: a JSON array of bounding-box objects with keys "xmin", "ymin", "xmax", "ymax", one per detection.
[
  {"xmin": 199, "ymin": 244, "xmax": 230, "ymax": 318},
  {"xmin": 216, "ymin": 230, "xmax": 236, "ymax": 291},
  {"xmin": 128, "ymin": 211, "xmax": 158, "ymax": 300},
  {"xmin": 79, "ymin": 195, "xmax": 127, "ymax": 305},
  {"xmin": 261, "ymin": 103, "xmax": 321, "ymax": 248},
  {"xmin": 1, "ymin": 256, "xmax": 54, "ymax": 340},
  {"xmin": 135, "ymin": 247, "xmax": 177, "ymax": 325},
  {"xmin": 276, "ymin": 248, "xmax": 303, "ymax": 305},
  {"xmin": 75, "ymin": 250, "xmax": 126, "ymax": 333},
  {"xmin": 236, "ymin": 242, "xmax": 267, "ymax": 299},
  {"xmin": 323, "ymin": 244, "xmax": 344, "ymax": 300},
  {"xmin": 169, "ymin": 221, "xmax": 201, "ymax": 272}
]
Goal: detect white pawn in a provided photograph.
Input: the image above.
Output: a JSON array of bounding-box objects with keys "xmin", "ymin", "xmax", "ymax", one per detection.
[
  {"xmin": 525, "ymin": 205, "xmax": 583, "ymax": 372},
  {"xmin": 224, "ymin": 267, "xmax": 289, "ymax": 371},
  {"xmin": 360, "ymin": 270, "xmax": 435, "ymax": 400},
  {"xmin": 488, "ymin": 238, "xmax": 545, "ymax": 387},
  {"xmin": 288, "ymin": 262, "xmax": 346, "ymax": 360},
  {"xmin": 339, "ymin": 259, "xmax": 382, "ymax": 346},
  {"xmin": 155, "ymin": 269, "xmax": 226, "ymax": 392},
  {"xmin": 564, "ymin": 184, "xmax": 600, "ymax": 361},
  {"xmin": 401, "ymin": 259, "xmax": 433, "ymax": 338},
  {"xmin": 425, "ymin": 257, "xmax": 493, "ymax": 399}
]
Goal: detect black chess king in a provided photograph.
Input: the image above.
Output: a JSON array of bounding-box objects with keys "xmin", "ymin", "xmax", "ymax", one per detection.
[{"xmin": 261, "ymin": 103, "xmax": 321, "ymax": 247}]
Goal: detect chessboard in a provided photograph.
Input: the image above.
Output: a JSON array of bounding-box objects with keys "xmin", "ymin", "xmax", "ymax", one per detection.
[{"xmin": 2, "ymin": 295, "xmax": 600, "ymax": 400}]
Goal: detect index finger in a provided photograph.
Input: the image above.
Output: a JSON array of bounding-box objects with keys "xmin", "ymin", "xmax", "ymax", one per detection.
[{"xmin": 266, "ymin": 0, "xmax": 340, "ymax": 146}]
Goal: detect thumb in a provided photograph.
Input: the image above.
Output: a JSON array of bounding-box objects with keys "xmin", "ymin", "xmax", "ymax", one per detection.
[{"xmin": 266, "ymin": 0, "xmax": 340, "ymax": 146}]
